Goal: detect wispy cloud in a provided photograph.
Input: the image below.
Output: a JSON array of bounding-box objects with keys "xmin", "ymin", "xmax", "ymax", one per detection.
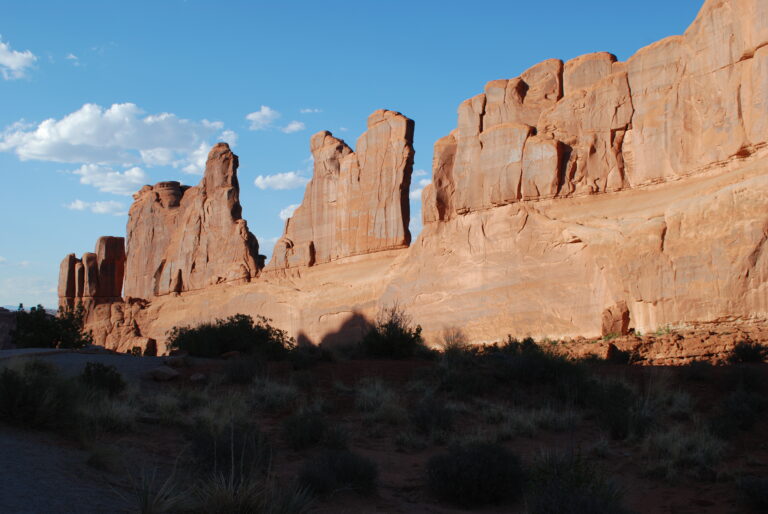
[
  {"xmin": 66, "ymin": 199, "xmax": 126, "ymax": 216},
  {"xmin": 299, "ymin": 108, "xmax": 322, "ymax": 114},
  {"xmin": 246, "ymin": 105, "xmax": 280, "ymax": 130},
  {"xmin": 413, "ymin": 169, "xmax": 429, "ymax": 177},
  {"xmin": 281, "ymin": 121, "xmax": 305, "ymax": 134},
  {"xmin": 0, "ymin": 256, "xmax": 6, "ymax": 264},
  {"xmin": 409, "ymin": 178, "xmax": 432, "ymax": 200},
  {"xmin": 254, "ymin": 171, "xmax": 309, "ymax": 190},
  {"xmin": 0, "ymin": 36, "xmax": 36, "ymax": 80},
  {"xmin": 279, "ymin": 203, "xmax": 300, "ymax": 221},
  {"xmin": 65, "ymin": 53, "xmax": 80, "ymax": 66}
]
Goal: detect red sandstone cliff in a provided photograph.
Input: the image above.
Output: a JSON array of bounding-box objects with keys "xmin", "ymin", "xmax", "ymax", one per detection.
[
  {"xmin": 268, "ymin": 109, "xmax": 414, "ymax": 271},
  {"xmin": 59, "ymin": 0, "xmax": 768, "ymax": 353}
]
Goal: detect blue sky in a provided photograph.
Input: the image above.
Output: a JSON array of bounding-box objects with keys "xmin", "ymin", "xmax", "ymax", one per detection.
[{"xmin": 0, "ymin": 0, "xmax": 703, "ymax": 308}]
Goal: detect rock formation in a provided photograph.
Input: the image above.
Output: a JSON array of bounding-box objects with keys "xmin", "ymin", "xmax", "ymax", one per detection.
[
  {"xmin": 268, "ymin": 110, "xmax": 414, "ymax": 270},
  {"xmin": 123, "ymin": 143, "xmax": 260, "ymax": 299},
  {"xmin": 58, "ymin": 236, "xmax": 126, "ymax": 307},
  {"xmin": 58, "ymin": 0, "xmax": 768, "ymax": 357}
]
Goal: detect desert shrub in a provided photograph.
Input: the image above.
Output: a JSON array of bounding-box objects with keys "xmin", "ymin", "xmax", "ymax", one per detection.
[
  {"xmin": 738, "ymin": 476, "xmax": 768, "ymax": 511},
  {"xmin": 12, "ymin": 304, "xmax": 92, "ymax": 349},
  {"xmin": 409, "ymin": 395, "xmax": 454, "ymax": 435},
  {"xmin": 282, "ymin": 409, "xmax": 327, "ymax": 450},
  {"xmin": 189, "ymin": 420, "xmax": 272, "ymax": 478},
  {"xmin": 584, "ymin": 378, "xmax": 641, "ymax": 440},
  {"xmin": 709, "ymin": 388, "xmax": 766, "ymax": 438},
  {"xmin": 357, "ymin": 304, "xmax": 431, "ymax": 359},
  {"xmin": 0, "ymin": 360, "xmax": 83, "ymax": 431},
  {"xmin": 299, "ymin": 449, "xmax": 378, "ymax": 496},
  {"xmin": 195, "ymin": 473, "xmax": 312, "ymax": 514},
  {"xmin": 642, "ymin": 425, "xmax": 725, "ymax": 481},
  {"xmin": 251, "ymin": 378, "xmax": 300, "ymax": 412},
  {"xmin": 223, "ymin": 357, "xmax": 265, "ymax": 385},
  {"xmin": 427, "ymin": 442, "xmax": 524, "ymax": 508},
  {"xmin": 728, "ymin": 341, "xmax": 768, "ymax": 364},
  {"xmin": 438, "ymin": 336, "xmax": 587, "ymax": 398},
  {"xmin": 167, "ymin": 314, "xmax": 295, "ymax": 359},
  {"xmin": 80, "ymin": 362, "xmax": 126, "ymax": 397},
  {"xmin": 527, "ymin": 449, "xmax": 628, "ymax": 514}
]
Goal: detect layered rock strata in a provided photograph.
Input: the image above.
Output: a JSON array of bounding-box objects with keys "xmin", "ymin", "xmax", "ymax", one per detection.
[
  {"xmin": 59, "ymin": 0, "xmax": 768, "ymax": 356},
  {"xmin": 268, "ymin": 109, "xmax": 414, "ymax": 270},
  {"xmin": 123, "ymin": 143, "xmax": 260, "ymax": 299}
]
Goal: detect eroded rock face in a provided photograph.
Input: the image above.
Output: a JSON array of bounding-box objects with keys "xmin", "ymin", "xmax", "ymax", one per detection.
[
  {"xmin": 268, "ymin": 110, "xmax": 414, "ymax": 270},
  {"xmin": 424, "ymin": 0, "xmax": 768, "ymax": 222},
  {"xmin": 64, "ymin": 0, "xmax": 768, "ymax": 358},
  {"xmin": 123, "ymin": 143, "xmax": 259, "ymax": 299},
  {"xmin": 58, "ymin": 236, "xmax": 126, "ymax": 308}
]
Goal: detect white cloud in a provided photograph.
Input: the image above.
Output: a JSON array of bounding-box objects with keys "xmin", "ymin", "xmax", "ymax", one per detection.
[
  {"xmin": 409, "ymin": 178, "xmax": 432, "ymax": 200},
  {"xmin": 18, "ymin": 261, "xmax": 30, "ymax": 268},
  {"xmin": 281, "ymin": 121, "xmax": 305, "ymax": 134},
  {"xmin": 219, "ymin": 129, "xmax": 238, "ymax": 147},
  {"xmin": 0, "ymin": 275, "xmax": 58, "ymax": 309},
  {"xmin": 0, "ymin": 256, "xmax": 6, "ymax": 264},
  {"xmin": 279, "ymin": 203, "xmax": 300, "ymax": 221},
  {"xmin": 413, "ymin": 169, "xmax": 429, "ymax": 177},
  {"xmin": 246, "ymin": 106, "xmax": 280, "ymax": 130},
  {"xmin": 66, "ymin": 199, "xmax": 126, "ymax": 216},
  {"xmin": 339, "ymin": 127, "xmax": 349, "ymax": 132},
  {"xmin": 0, "ymin": 103, "xmax": 228, "ymax": 175},
  {"xmin": 66, "ymin": 53, "xmax": 80, "ymax": 66},
  {"xmin": 0, "ymin": 36, "xmax": 36, "ymax": 80},
  {"xmin": 254, "ymin": 171, "xmax": 309, "ymax": 190},
  {"xmin": 72, "ymin": 164, "xmax": 147, "ymax": 196},
  {"xmin": 300, "ymin": 108, "xmax": 322, "ymax": 114}
]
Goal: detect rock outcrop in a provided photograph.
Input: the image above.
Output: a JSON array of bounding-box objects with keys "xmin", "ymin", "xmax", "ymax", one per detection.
[
  {"xmin": 123, "ymin": 143, "xmax": 260, "ymax": 299},
  {"xmin": 268, "ymin": 110, "xmax": 414, "ymax": 270},
  {"xmin": 58, "ymin": 236, "xmax": 126, "ymax": 307},
  {"xmin": 58, "ymin": 0, "xmax": 768, "ymax": 358}
]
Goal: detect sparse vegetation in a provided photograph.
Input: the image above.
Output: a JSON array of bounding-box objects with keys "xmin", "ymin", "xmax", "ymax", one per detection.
[
  {"xmin": 738, "ymin": 475, "xmax": 768, "ymax": 511},
  {"xmin": 427, "ymin": 442, "xmax": 524, "ymax": 508},
  {"xmin": 299, "ymin": 449, "xmax": 378, "ymax": 496},
  {"xmin": 642, "ymin": 425, "xmax": 725, "ymax": 481},
  {"xmin": 527, "ymin": 449, "xmax": 628, "ymax": 514}
]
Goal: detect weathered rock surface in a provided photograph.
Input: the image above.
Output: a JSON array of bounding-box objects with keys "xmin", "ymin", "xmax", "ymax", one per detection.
[
  {"xmin": 123, "ymin": 143, "xmax": 259, "ymax": 299},
  {"xmin": 58, "ymin": 236, "xmax": 126, "ymax": 307},
  {"xmin": 268, "ymin": 110, "xmax": 414, "ymax": 270},
  {"xmin": 61, "ymin": 0, "xmax": 768, "ymax": 359}
]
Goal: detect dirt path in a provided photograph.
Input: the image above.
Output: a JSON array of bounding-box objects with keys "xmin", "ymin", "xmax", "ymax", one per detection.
[{"xmin": 0, "ymin": 427, "xmax": 130, "ymax": 513}]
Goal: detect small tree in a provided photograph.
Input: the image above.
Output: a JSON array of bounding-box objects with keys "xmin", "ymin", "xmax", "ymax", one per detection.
[
  {"xmin": 11, "ymin": 303, "xmax": 92, "ymax": 349},
  {"xmin": 358, "ymin": 304, "xmax": 430, "ymax": 359}
]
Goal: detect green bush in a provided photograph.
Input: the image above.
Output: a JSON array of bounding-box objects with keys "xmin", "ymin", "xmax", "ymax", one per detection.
[
  {"xmin": 527, "ymin": 450, "xmax": 628, "ymax": 514},
  {"xmin": 167, "ymin": 314, "xmax": 295, "ymax": 359},
  {"xmin": 357, "ymin": 305, "xmax": 431, "ymax": 359},
  {"xmin": 12, "ymin": 304, "xmax": 93, "ymax": 349},
  {"xmin": 426, "ymin": 442, "xmax": 524, "ymax": 508},
  {"xmin": 0, "ymin": 360, "xmax": 82, "ymax": 431},
  {"xmin": 728, "ymin": 341, "xmax": 768, "ymax": 364},
  {"xmin": 298, "ymin": 449, "xmax": 378, "ymax": 496},
  {"xmin": 80, "ymin": 362, "xmax": 126, "ymax": 397},
  {"xmin": 410, "ymin": 396, "xmax": 454, "ymax": 435}
]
